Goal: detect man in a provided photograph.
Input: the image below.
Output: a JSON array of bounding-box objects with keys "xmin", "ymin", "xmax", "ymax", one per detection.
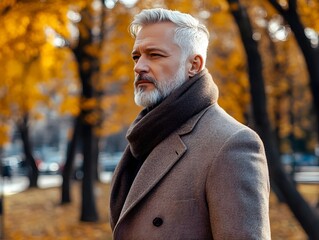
[{"xmin": 110, "ymin": 8, "xmax": 271, "ymax": 239}]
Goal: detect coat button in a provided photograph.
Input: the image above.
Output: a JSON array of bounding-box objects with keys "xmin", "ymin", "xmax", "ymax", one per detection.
[{"xmin": 153, "ymin": 217, "xmax": 163, "ymax": 227}]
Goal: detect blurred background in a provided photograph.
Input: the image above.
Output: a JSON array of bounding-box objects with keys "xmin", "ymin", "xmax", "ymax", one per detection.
[{"xmin": 0, "ymin": 0, "xmax": 319, "ymax": 239}]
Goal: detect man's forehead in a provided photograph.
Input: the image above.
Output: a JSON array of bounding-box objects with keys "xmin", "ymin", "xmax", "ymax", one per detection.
[
  {"xmin": 135, "ymin": 22, "xmax": 176, "ymax": 40},
  {"xmin": 132, "ymin": 22, "xmax": 178, "ymax": 52}
]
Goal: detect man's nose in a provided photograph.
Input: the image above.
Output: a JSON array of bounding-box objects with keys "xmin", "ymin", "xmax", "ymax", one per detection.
[{"xmin": 134, "ymin": 56, "xmax": 149, "ymax": 74}]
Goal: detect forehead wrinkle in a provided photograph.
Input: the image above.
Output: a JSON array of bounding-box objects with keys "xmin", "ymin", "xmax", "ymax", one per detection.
[
  {"xmin": 132, "ymin": 43, "xmax": 170, "ymax": 55},
  {"xmin": 133, "ymin": 37, "xmax": 179, "ymax": 54}
]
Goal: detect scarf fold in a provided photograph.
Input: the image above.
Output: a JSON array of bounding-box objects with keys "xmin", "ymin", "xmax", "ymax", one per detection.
[
  {"xmin": 110, "ymin": 69, "xmax": 218, "ymax": 226},
  {"xmin": 127, "ymin": 68, "xmax": 219, "ymax": 160}
]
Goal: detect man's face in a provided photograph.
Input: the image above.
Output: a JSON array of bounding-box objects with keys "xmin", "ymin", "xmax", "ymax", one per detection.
[{"xmin": 131, "ymin": 22, "xmax": 188, "ymax": 107}]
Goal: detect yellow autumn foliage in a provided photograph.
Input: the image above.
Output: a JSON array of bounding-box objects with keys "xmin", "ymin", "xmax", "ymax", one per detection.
[
  {"xmin": 0, "ymin": 0, "xmax": 87, "ymax": 145},
  {"xmin": 0, "ymin": 0, "xmax": 317, "ymax": 151}
]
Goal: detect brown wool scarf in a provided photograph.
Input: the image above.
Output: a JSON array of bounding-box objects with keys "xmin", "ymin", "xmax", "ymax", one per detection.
[{"xmin": 110, "ymin": 68, "xmax": 219, "ymax": 226}]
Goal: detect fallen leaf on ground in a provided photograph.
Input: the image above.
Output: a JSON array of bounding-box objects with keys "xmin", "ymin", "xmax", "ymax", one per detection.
[{"xmin": 2, "ymin": 181, "xmax": 319, "ymax": 239}]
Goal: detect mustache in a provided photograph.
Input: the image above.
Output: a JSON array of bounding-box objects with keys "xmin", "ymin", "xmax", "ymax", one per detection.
[{"xmin": 135, "ymin": 74, "xmax": 157, "ymax": 86}]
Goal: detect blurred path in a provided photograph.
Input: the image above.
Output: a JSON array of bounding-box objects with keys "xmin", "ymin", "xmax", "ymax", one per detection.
[
  {"xmin": 1, "ymin": 172, "xmax": 113, "ymax": 196},
  {"xmin": 1, "ymin": 170, "xmax": 318, "ymax": 195},
  {"xmin": 294, "ymin": 173, "xmax": 319, "ymax": 183}
]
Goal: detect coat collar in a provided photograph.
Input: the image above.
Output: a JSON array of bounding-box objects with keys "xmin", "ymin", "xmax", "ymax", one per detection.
[
  {"xmin": 112, "ymin": 105, "xmax": 212, "ymax": 234},
  {"xmin": 177, "ymin": 105, "xmax": 212, "ymax": 135}
]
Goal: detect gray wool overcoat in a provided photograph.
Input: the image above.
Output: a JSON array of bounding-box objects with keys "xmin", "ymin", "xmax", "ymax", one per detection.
[{"xmin": 110, "ymin": 104, "xmax": 271, "ymax": 240}]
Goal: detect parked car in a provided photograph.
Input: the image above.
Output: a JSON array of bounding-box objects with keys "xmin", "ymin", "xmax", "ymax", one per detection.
[
  {"xmin": 2, "ymin": 155, "xmax": 26, "ymax": 176},
  {"xmin": 71, "ymin": 152, "xmax": 122, "ymax": 180},
  {"xmin": 38, "ymin": 152, "xmax": 64, "ymax": 175},
  {"xmin": 100, "ymin": 152, "xmax": 122, "ymax": 172},
  {"xmin": 281, "ymin": 153, "xmax": 319, "ymax": 173},
  {"xmin": 281, "ymin": 153, "xmax": 319, "ymax": 166}
]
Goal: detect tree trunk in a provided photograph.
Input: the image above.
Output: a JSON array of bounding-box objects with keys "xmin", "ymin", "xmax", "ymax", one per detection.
[
  {"xmin": 70, "ymin": 0, "xmax": 105, "ymax": 222},
  {"xmin": 17, "ymin": 114, "xmax": 38, "ymax": 188},
  {"xmin": 61, "ymin": 116, "xmax": 82, "ymax": 204},
  {"xmin": 80, "ymin": 122, "xmax": 99, "ymax": 222},
  {"xmin": 93, "ymin": 136, "xmax": 100, "ymax": 181},
  {"xmin": 228, "ymin": 1, "xmax": 319, "ymax": 238},
  {"xmin": 73, "ymin": 16, "xmax": 98, "ymax": 221},
  {"xmin": 269, "ymin": 0, "xmax": 319, "ymax": 143}
]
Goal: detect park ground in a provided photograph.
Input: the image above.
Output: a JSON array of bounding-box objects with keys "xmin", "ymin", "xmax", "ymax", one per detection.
[{"xmin": 2, "ymin": 181, "xmax": 319, "ymax": 239}]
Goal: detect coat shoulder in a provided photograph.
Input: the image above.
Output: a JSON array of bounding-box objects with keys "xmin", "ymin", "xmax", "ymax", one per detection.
[{"xmin": 188, "ymin": 104, "xmax": 260, "ymax": 144}]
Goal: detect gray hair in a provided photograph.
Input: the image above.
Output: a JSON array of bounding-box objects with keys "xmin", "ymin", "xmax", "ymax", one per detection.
[{"xmin": 130, "ymin": 8, "xmax": 209, "ymax": 67}]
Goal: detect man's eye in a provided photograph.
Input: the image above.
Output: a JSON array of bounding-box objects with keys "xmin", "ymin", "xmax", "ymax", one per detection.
[
  {"xmin": 132, "ymin": 55, "xmax": 140, "ymax": 62},
  {"xmin": 151, "ymin": 53, "xmax": 160, "ymax": 57}
]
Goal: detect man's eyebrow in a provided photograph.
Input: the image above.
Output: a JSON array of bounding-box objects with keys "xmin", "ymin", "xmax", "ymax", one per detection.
[
  {"xmin": 131, "ymin": 50, "xmax": 139, "ymax": 55},
  {"xmin": 132, "ymin": 47, "xmax": 168, "ymax": 55},
  {"xmin": 144, "ymin": 47, "xmax": 167, "ymax": 53}
]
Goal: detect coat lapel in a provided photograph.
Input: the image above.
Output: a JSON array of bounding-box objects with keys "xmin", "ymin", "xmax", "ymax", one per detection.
[
  {"xmin": 112, "ymin": 106, "xmax": 212, "ymax": 233},
  {"xmin": 117, "ymin": 133, "xmax": 186, "ymax": 220}
]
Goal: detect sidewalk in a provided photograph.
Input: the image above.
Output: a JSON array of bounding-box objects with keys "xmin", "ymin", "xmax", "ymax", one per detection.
[
  {"xmin": 294, "ymin": 171, "xmax": 319, "ymax": 184},
  {"xmin": 1, "ymin": 172, "xmax": 113, "ymax": 196},
  {"xmin": 293, "ymin": 166, "xmax": 319, "ymax": 184}
]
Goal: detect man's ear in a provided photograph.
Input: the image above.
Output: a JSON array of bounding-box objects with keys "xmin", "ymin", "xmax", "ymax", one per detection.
[{"xmin": 188, "ymin": 55, "xmax": 204, "ymax": 77}]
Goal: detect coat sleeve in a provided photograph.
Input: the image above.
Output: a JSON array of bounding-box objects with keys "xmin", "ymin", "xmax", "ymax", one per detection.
[{"xmin": 206, "ymin": 128, "xmax": 271, "ymax": 239}]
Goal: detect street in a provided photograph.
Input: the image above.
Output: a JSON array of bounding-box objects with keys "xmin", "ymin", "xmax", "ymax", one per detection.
[
  {"xmin": 1, "ymin": 172, "xmax": 113, "ymax": 196},
  {"xmin": 1, "ymin": 170, "xmax": 318, "ymax": 196}
]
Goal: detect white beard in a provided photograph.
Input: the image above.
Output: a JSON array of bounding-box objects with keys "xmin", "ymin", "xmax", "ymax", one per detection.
[{"xmin": 134, "ymin": 62, "xmax": 187, "ymax": 108}]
